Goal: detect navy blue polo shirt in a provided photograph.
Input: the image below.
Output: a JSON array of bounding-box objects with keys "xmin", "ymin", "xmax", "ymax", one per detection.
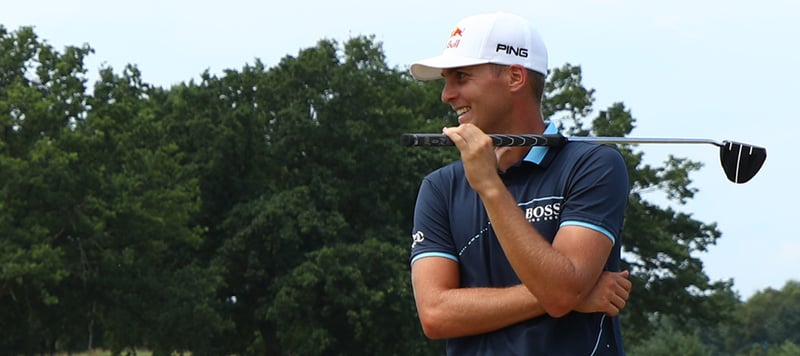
[{"xmin": 410, "ymin": 123, "xmax": 629, "ymax": 355}]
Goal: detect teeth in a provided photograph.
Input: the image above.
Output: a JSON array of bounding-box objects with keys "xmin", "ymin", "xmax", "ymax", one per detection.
[{"xmin": 456, "ymin": 107, "xmax": 470, "ymax": 116}]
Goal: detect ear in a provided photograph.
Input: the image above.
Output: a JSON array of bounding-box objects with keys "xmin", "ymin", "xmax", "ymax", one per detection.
[{"xmin": 507, "ymin": 65, "xmax": 527, "ymax": 92}]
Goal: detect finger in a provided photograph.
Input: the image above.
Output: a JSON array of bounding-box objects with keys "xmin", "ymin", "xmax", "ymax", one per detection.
[
  {"xmin": 614, "ymin": 272, "xmax": 632, "ymax": 291},
  {"xmin": 615, "ymin": 283, "xmax": 630, "ymax": 300},
  {"xmin": 442, "ymin": 126, "xmax": 467, "ymax": 149},
  {"xmin": 444, "ymin": 125, "xmax": 483, "ymax": 150},
  {"xmin": 614, "ymin": 298, "xmax": 628, "ymax": 311},
  {"xmin": 619, "ymin": 277, "xmax": 632, "ymax": 292},
  {"xmin": 460, "ymin": 124, "xmax": 494, "ymax": 152},
  {"xmin": 606, "ymin": 293, "xmax": 622, "ymax": 312},
  {"xmin": 605, "ymin": 303, "xmax": 621, "ymax": 317}
]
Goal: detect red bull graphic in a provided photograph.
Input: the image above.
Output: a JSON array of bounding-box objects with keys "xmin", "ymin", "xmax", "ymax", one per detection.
[{"xmin": 447, "ymin": 27, "xmax": 464, "ymax": 49}]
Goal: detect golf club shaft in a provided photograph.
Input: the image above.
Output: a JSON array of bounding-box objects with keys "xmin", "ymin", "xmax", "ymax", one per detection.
[{"xmin": 401, "ymin": 133, "xmax": 723, "ymax": 147}]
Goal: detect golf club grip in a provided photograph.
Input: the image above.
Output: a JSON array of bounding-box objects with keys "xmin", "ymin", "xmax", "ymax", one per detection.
[{"xmin": 401, "ymin": 133, "xmax": 567, "ymax": 147}]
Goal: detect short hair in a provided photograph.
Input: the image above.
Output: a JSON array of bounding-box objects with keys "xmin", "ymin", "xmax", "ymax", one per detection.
[
  {"xmin": 490, "ymin": 64, "xmax": 545, "ymax": 103},
  {"xmin": 527, "ymin": 69, "xmax": 546, "ymax": 104}
]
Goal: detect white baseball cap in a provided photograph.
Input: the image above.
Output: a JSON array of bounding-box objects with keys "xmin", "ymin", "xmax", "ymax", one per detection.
[{"xmin": 410, "ymin": 12, "xmax": 548, "ymax": 81}]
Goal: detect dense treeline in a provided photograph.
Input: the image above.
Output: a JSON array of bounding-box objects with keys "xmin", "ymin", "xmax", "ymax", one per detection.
[{"xmin": 1, "ymin": 25, "xmax": 796, "ymax": 355}]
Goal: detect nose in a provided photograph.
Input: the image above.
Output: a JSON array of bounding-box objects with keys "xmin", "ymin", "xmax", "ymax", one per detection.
[{"xmin": 441, "ymin": 77, "xmax": 457, "ymax": 103}]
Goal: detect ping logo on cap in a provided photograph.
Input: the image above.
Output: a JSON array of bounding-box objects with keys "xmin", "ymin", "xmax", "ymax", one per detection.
[
  {"xmin": 496, "ymin": 43, "xmax": 529, "ymax": 58},
  {"xmin": 447, "ymin": 27, "xmax": 464, "ymax": 49}
]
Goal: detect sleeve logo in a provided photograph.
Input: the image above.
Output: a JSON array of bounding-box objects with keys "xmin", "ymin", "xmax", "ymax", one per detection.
[{"xmin": 411, "ymin": 231, "xmax": 425, "ymax": 248}]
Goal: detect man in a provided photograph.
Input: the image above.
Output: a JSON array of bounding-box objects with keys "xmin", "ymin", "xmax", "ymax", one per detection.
[{"xmin": 408, "ymin": 12, "xmax": 631, "ymax": 355}]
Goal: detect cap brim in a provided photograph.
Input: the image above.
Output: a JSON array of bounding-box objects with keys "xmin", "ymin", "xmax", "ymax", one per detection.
[{"xmin": 410, "ymin": 55, "xmax": 490, "ymax": 81}]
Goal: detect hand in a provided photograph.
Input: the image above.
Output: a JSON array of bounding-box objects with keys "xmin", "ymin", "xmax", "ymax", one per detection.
[
  {"xmin": 442, "ymin": 124, "xmax": 505, "ymax": 194},
  {"xmin": 575, "ymin": 270, "xmax": 631, "ymax": 316}
]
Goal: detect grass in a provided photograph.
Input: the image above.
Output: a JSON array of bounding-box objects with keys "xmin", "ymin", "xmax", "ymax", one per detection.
[{"xmin": 55, "ymin": 350, "xmax": 155, "ymax": 356}]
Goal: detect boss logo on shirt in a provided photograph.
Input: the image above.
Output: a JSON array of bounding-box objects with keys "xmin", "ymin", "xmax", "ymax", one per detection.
[{"xmin": 524, "ymin": 202, "xmax": 561, "ymax": 222}]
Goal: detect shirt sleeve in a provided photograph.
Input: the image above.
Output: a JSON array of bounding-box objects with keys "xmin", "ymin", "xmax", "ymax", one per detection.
[
  {"xmin": 409, "ymin": 177, "xmax": 459, "ymax": 265},
  {"xmin": 559, "ymin": 145, "xmax": 630, "ymax": 244}
]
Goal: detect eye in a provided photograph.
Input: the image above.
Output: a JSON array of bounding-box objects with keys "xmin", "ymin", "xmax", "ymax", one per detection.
[{"xmin": 442, "ymin": 69, "xmax": 469, "ymax": 82}]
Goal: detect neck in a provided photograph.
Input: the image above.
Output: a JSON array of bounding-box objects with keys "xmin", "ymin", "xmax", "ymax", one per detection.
[
  {"xmin": 496, "ymin": 146, "xmax": 530, "ymax": 172},
  {"xmin": 496, "ymin": 109, "xmax": 546, "ymax": 172}
]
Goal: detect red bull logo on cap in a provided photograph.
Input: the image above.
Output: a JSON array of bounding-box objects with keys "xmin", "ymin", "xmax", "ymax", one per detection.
[{"xmin": 447, "ymin": 27, "xmax": 464, "ymax": 49}]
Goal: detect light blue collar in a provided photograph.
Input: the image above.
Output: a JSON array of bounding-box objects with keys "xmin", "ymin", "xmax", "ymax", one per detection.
[{"xmin": 523, "ymin": 121, "xmax": 557, "ymax": 164}]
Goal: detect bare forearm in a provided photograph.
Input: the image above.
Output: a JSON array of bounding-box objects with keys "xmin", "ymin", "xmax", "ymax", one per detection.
[
  {"xmin": 412, "ymin": 254, "xmax": 630, "ymax": 340},
  {"xmin": 418, "ymin": 284, "xmax": 544, "ymax": 339}
]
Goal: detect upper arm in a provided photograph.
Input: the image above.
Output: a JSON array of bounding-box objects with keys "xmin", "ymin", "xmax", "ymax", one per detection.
[
  {"xmin": 552, "ymin": 225, "xmax": 614, "ymax": 288},
  {"xmin": 411, "ymin": 256, "xmax": 460, "ymax": 308},
  {"xmin": 410, "ymin": 256, "xmax": 460, "ymax": 337}
]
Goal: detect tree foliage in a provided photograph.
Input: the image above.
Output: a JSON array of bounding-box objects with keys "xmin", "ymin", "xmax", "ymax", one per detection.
[
  {"xmin": 723, "ymin": 281, "xmax": 800, "ymax": 355},
  {"xmin": 1, "ymin": 25, "xmax": 223, "ymax": 354},
  {"xmin": 0, "ymin": 25, "xmax": 792, "ymax": 355},
  {"xmin": 625, "ymin": 316, "xmax": 714, "ymax": 356}
]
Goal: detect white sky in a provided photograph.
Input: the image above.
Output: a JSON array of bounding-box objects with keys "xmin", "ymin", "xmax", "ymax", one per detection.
[{"xmin": 3, "ymin": 0, "xmax": 798, "ymax": 300}]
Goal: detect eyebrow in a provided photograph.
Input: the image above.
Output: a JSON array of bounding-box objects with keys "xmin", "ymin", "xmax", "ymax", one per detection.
[{"xmin": 441, "ymin": 67, "xmax": 467, "ymax": 77}]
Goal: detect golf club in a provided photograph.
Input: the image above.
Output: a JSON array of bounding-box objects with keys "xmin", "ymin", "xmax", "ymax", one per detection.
[{"xmin": 400, "ymin": 133, "xmax": 767, "ymax": 184}]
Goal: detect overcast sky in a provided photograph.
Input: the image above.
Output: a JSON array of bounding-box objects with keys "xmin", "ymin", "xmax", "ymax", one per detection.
[{"xmin": 3, "ymin": 0, "xmax": 798, "ymax": 300}]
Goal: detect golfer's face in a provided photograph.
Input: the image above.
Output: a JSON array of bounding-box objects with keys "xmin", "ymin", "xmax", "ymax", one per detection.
[{"xmin": 441, "ymin": 64, "xmax": 511, "ymax": 132}]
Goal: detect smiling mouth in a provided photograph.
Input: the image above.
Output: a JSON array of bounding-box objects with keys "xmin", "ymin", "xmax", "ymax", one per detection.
[{"xmin": 456, "ymin": 107, "xmax": 471, "ymax": 123}]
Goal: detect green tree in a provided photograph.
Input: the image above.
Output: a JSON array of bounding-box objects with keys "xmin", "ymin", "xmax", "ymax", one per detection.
[
  {"xmin": 268, "ymin": 239, "xmax": 432, "ymax": 355},
  {"xmin": 83, "ymin": 65, "xmax": 226, "ymax": 355},
  {"xmin": 625, "ymin": 315, "xmax": 715, "ymax": 356},
  {"xmin": 735, "ymin": 341, "xmax": 800, "ymax": 356},
  {"xmin": 0, "ymin": 26, "xmax": 224, "ymax": 355},
  {"xmin": 1, "ymin": 24, "xmax": 94, "ymax": 352},
  {"xmin": 719, "ymin": 281, "xmax": 800, "ymax": 355},
  {"xmin": 158, "ymin": 36, "xmax": 449, "ymax": 354}
]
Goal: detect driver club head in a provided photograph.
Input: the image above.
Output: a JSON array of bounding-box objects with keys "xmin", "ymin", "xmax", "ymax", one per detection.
[{"xmin": 719, "ymin": 141, "xmax": 767, "ymax": 184}]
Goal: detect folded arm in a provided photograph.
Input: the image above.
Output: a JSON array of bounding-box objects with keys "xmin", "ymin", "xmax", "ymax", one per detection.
[{"xmin": 411, "ymin": 256, "xmax": 631, "ymax": 339}]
